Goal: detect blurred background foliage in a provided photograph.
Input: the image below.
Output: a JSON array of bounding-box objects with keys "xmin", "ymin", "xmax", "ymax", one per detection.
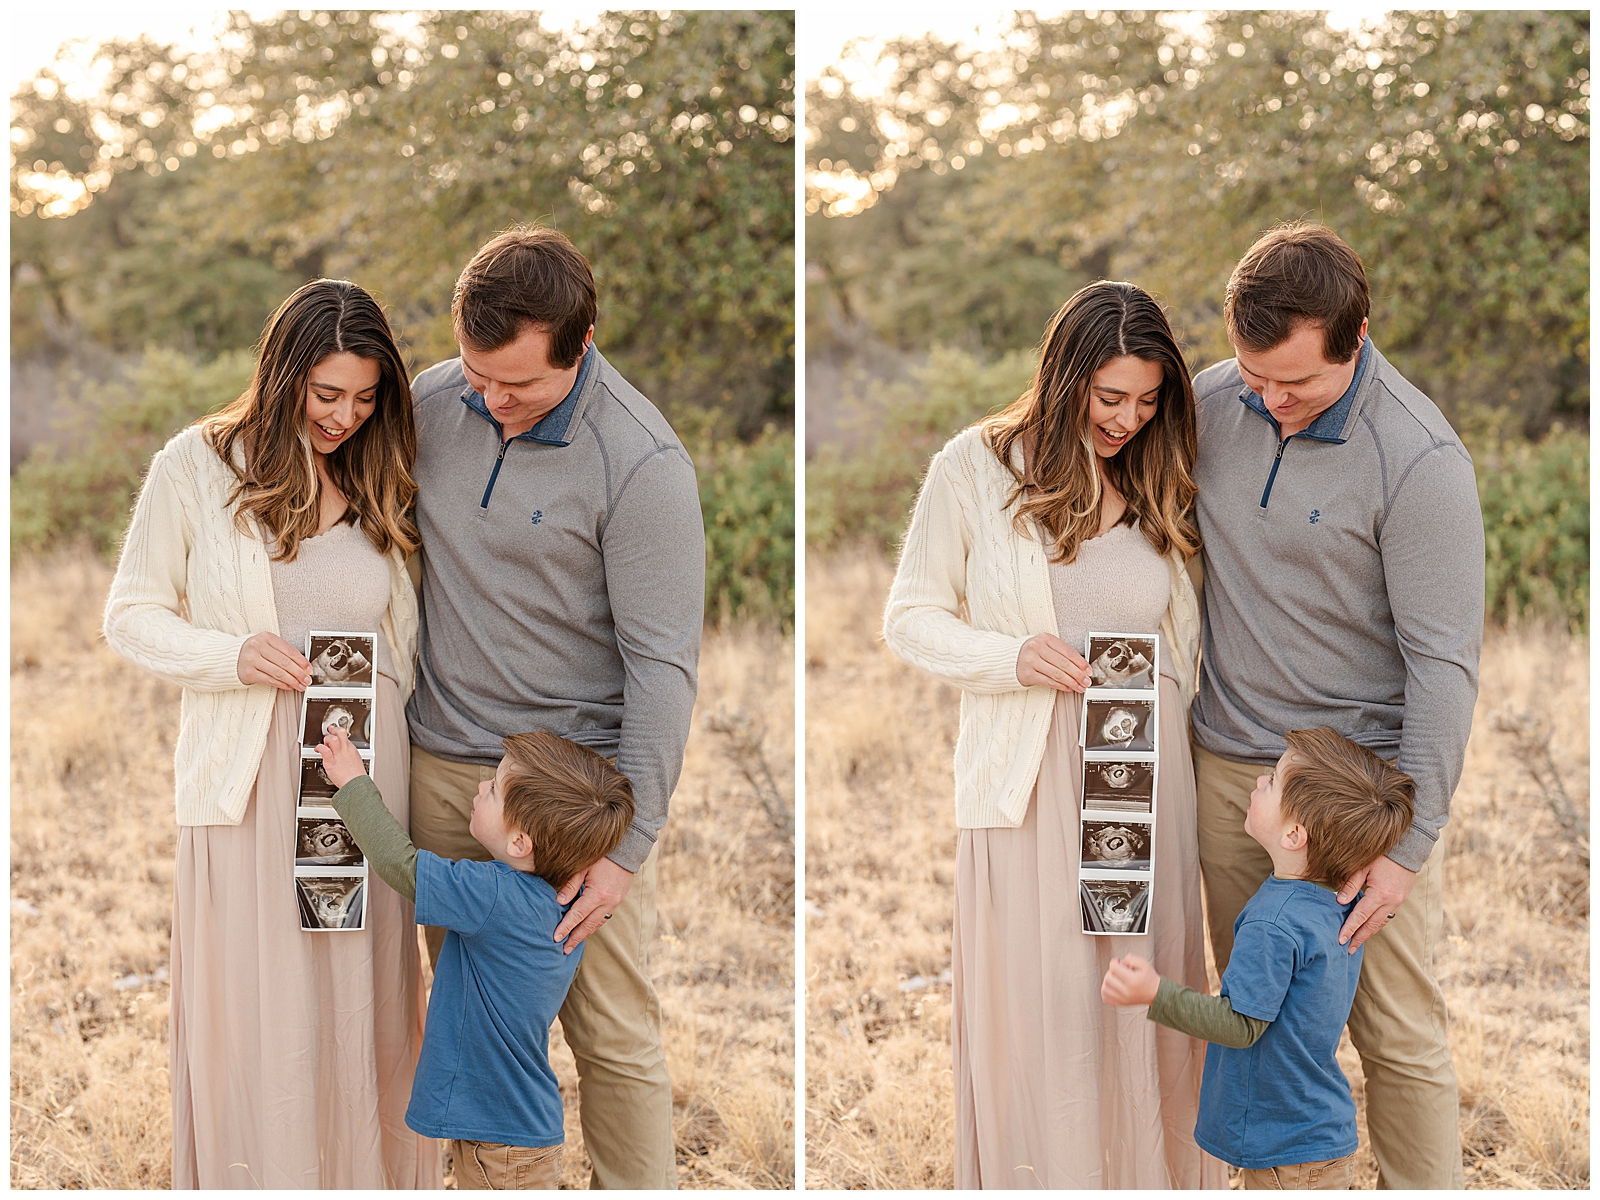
[
  {"xmin": 806, "ymin": 9, "xmax": 1589, "ymax": 631},
  {"xmin": 11, "ymin": 9, "xmax": 795, "ymax": 628}
]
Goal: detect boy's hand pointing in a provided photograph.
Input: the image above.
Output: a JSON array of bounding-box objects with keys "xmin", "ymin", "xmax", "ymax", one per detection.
[
  {"xmin": 316, "ymin": 726, "xmax": 368, "ymax": 790},
  {"xmin": 1101, "ymin": 954, "xmax": 1161, "ymax": 1006}
]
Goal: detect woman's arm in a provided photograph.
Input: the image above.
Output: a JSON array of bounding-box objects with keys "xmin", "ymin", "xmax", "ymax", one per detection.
[
  {"xmin": 103, "ymin": 445, "xmax": 310, "ymax": 692},
  {"xmin": 103, "ymin": 448, "xmax": 255, "ymax": 691},
  {"xmin": 882, "ymin": 450, "xmax": 1038, "ymax": 694}
]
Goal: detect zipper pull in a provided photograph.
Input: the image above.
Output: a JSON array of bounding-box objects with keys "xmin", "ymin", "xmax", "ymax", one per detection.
[
  {"xmin": 1275, "ymin": 438, "xmax": 1287, "ymax": 459},
  {"xmin": 497, "ymin": 440, "xmax": 510, "ymax": 461}
]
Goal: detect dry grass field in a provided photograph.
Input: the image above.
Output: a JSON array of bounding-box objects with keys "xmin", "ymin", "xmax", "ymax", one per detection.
[
  {"xmin": 9, "ymin": 550, "xmax": 794, "ymax": 1189},
  {"xmin": 805, "ymin": 550, "xmax": 1589, "ymax": 1190}
]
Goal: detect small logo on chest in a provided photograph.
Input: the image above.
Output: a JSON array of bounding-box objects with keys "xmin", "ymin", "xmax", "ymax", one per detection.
[
  {"xmin": 1309, "ymin": 509, "xmax": 1321, "ymax": 525},
  {"xmin": 531, "ymin": 510, "xmax": 543, "ymax": 525}
]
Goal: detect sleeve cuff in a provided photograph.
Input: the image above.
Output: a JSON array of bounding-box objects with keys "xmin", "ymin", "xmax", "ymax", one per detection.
[
  {"xmin": 608, "ymin": 824, "xmax": 655, "ymax": 873},
  {"xmin": 1387, "ymin": 824, "xmax": 1438, "ymax": 873}
]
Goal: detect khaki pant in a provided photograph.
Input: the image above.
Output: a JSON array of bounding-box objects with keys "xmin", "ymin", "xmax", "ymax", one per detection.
[
  {"xmin": 411, "ymin": 745, "xmax": 677, "ymax": 1190},
  {"xmin": 1194, "ymin": 744, "xmax": 1463, "ymax": 1189},
  {"xmin": 1239, "ymin": 1153, "xmax": 1355, "ymax": 1190},
  {"xmin": 449, "ymin": 1140, "xmax": 562, "ymax": 1190}
]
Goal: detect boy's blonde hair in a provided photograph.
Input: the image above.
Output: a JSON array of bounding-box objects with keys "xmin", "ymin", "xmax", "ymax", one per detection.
[
  {"xmin": 1280, "ymin": 727, "xmax": 1414, "ymax": 889},
  {"xmin": 499, "ymin": 731, "xmax": 634, "ymax": 888}
]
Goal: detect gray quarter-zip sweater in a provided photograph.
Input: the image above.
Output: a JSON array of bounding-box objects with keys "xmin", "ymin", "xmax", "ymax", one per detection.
[
  {"xmin": 406, "ymin": 346, "xmax": 704, "ymax": 871},
  {"xmin": 1191, "ymin": 340, "xmax": 1484, "ymax": 870}
]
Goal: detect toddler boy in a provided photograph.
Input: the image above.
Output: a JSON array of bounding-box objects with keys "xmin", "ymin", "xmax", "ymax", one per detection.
[
  {"xmin": 318, "ymin": 726, "xmax": 634, "ymax": 1190},
  {"xmin": 1100, "ymin": 726, "xmax": 1414, "ymax": 1189}
]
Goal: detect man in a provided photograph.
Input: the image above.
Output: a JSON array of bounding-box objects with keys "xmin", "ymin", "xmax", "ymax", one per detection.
[
  {"xmin": 1190, "ymin": 223, "xmax": 1484, "ymax": 1189},
  {"xmin": 408, "ymin": 225, "xmax": 704, "ymax": 1189}
]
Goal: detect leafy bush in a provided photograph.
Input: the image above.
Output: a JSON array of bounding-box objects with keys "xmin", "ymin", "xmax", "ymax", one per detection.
[
  {"xmin": 11, "ymin": 348, "xmax": 254, "ymax": 557},
  {"xmin": 1468, "ymin": 424, "xmax": 1589, "ymax": 632},
  {"xmin": 810, "ymin": 347, "xmax": 1590, "ymax": 632},
  {"xmin": 695, "ymin": 425, "xmax": 796, "ymax": 630},
  {"xmin": 12, "ymin": 348, "xmax": 797, "ymax": 631},
  {"xmin": 805, "ymin": 346, "xmax": 1036, "ymax": 551}
]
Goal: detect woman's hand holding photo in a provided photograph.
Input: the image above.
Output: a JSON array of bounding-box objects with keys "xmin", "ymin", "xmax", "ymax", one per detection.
[
  {"xmin": 237, "ymin": 631, "xmax": 314, "ymax": 691},
  {"xmin": 316, "ymin": 727, "xmax": 369, "ymax": 790},
  {"xmin": 1016, "ymin": 631, "xmax": 1093, "ymax": 692},
  {"xmin": 1101, "ymin": 954, "xmax": 1161, "ymax": 1007}
]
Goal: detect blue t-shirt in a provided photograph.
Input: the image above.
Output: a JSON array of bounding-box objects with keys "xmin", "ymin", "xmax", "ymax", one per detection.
[
  {"xmin": 406, "ymin": 852, "xmax": 582, "ymax": 1147},
  {"xmin": 1194, "ymin": 875, "xmax": 1363, "ymax": 1169}
]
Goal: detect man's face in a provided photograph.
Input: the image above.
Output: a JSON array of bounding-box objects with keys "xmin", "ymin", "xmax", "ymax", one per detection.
[
  {"xmin": 1232, "ymin": 317, "xmax": 1367, "ymax": 438},
  {"xmin": 459, "ymin": 323, "xmax": 593, "ymax": 440}
]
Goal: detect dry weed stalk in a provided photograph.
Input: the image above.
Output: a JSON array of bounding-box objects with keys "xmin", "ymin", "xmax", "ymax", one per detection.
[
  {"xmin": 10, "ymin": 550, "xmax": 794, "ymax": 1190},
  {"xmin": 804, "ymin": 550, "xmax": 1589, "ymax": 1190},
  {"xmin": 705, "ymin": 707, "xmax": 793, "ymax": 838}
]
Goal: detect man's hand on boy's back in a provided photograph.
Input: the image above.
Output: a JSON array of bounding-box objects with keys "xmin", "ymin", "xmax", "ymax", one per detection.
[
  {"xmin": 316, "ymin": 727, "xmax": 369, "ymax": 790},
  {"xmin": 1101, "ymin": 954, "xmax": 1162, "ymax": 1006},
  {"xmin": 552, "ymin": 857, "xmax": 633, "ymax": 954},
  {"xmin": 1335, "ymin": 854, "xmax": 1417, "ymax": 953}
]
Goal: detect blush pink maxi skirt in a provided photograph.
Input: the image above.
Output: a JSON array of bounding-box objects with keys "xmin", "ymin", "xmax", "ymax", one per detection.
[
  {"xmin": 953, "ymin": 673, "xmax": 1228, "ymax": 1189},
  {"xmin": 169, "ymin": 676, "xmax": 440, "ymax": 1188}
]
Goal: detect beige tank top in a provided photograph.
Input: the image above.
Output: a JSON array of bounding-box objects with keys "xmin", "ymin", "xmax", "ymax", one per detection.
[
  {"xmin": 1046, "ymin": 521, "xmax": 1170, "ymax": 662},
  {"xmin": 269, "ymin": 521, "xmax": 395, "ymax": 679}
]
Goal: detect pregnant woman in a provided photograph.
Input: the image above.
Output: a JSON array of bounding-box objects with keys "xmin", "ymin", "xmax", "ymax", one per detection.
[
  {"xmin": 884, "ymin": 281, "xmax": 1225, "ymax": 1188},
  {"xmin": 103, "ymin": 280, "xmax": 439, "ymax": 1187}
]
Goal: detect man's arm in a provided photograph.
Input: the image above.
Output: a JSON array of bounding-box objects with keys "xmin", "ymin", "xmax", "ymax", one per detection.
[
  {"xmin": 552, "ymin": 443, "xmax": 702, "ymax": 951},
  {"xmin": 597, "ymin": 444, "xmax": 705, "ymax": 871},
  {"xmin": 1337, "ymin": 439, "xmax": 1483, "ymax": 949},
  {"xmin": 1379, "ymin": 440, "xmax": 1485, "ymax": 870}
]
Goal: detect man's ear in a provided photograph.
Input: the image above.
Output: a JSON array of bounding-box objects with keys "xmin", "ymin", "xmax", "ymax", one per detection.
[{"xmin": 1281, "ymin": 823, "xmax": 1308, "ymax": 852}]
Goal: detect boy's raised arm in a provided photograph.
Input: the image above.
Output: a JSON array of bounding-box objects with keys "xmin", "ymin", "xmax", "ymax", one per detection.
[
  {"xmin": 318, "ymin": 729, "xmax": 417, "ymax": 902},
  {"xmin": 329, "ymin": 776, "xmax": 418, "ymax": 903},
  {"xmin": 1146, "ymin": 978, "xmax": 1269, "ymax": 1050},
  {"xmin": 1102, "ymin": 953, "xmax": 1268, "ymax": 1049}
]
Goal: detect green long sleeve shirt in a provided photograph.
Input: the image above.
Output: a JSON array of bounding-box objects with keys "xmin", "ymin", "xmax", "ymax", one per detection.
[
  {"xmin": 1146, "ymin": 976, "xmax": 1270, "ymax": 1049},
  {"xmin": 328, "ymin": 775, "xmax": 418, "ymax": 903}
]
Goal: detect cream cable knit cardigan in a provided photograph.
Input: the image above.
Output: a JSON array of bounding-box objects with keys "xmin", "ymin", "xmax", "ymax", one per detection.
[
  {"xmin": 103, "ymin": 425, "xmax": 419, "ymax": 826},
  {"xmin": 883, "ymin": 425, "xmax": 1201, "ymax": 829}
]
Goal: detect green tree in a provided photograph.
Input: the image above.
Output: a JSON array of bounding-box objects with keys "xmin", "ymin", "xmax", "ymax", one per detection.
[
  {"xmin": 12, "ymin": 10, "xmax": 795, "ymax": 435},
  {"xmin": 807, "ymin": 10, "xmax": 1589, "ymax": 433}
]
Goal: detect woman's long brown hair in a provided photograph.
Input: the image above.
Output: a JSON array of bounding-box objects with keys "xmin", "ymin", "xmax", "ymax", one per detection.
[
  {"xmin": 981, "ymin": 281, "xmax": 1200, "ymax": 565},
  {"xmin": 202, "ymin": 279, "xmax": 419, "ymax": 562}
]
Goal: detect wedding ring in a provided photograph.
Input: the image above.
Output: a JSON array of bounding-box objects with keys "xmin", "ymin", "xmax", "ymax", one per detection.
[
  {"xmin": 603, "ymin": 913, "xmax": 613, "ymax": 920},
  {"xmin": 1386, "ymin": 912, "xmax": 1396, "ymax": 919}
]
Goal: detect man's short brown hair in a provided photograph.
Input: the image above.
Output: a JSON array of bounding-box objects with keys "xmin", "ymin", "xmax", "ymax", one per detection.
[
  {"xmin": 499, "ymin": 730, "xmax": 634, "ymax": 889},
  {"xmin": 1225, "ymin": 222, "xmax": 1370, "ymax": 364},
  {"xmin": 1279, "ymin": 727, "xmax": 1414, "ymax": 889},
  {"xmin": 452, "ymin": 225, "xmax": 597, "ymax": 368}
]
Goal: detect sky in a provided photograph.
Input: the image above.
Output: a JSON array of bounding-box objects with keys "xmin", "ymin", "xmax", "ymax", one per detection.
[{"xmin": 7, "ymin": 4, "xmax": 616, "ymax": 97}]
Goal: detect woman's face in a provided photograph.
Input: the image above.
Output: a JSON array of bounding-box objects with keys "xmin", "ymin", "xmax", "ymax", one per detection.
[
  {"xmin": 305, "ymin": 352, "xmax": 380, "ymax": 458},
  {"xmin": 1087, "ymin": 355, "xmax": 1163, "ymax": 458}
]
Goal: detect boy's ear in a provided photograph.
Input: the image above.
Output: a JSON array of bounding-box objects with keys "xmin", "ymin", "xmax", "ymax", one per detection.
[
  {"xmin": 506, "ymin": 829, "xmax": 535, "ymax": 863},
  {"xmin": 1280, "ymin": 822, "xmax": 1308, "ymax": 852}
]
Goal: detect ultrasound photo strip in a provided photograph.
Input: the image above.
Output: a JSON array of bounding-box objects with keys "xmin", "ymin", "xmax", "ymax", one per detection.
[
  {"xmin": 1080, "ymin": 697, "xmax": 1157, "ymax": 754},
  {"xmin": 1079, "ymin": 630, "xmax": 1160, "ymax": 935},
  {"xmin": 299, "ymin": 692, "xmax": 376, "ymax": 754},
  {"xmin": 295, "ymin": 808, "xmax": 365, "ymax": 868},
  {"xmin": 1080, "ymin": 816, "xmax": 1155, "ymax": 875},
  {"xmin": 1081, "ymin": 757, "xmax": 1158, "ymax": 815},
  {"xmin": 305, "ymin": 631, "xmax": 377, "ymax": 690},
  {"xmin": 294, "ymin": 867, "xmax": 368, "ymax": 932},
  {"xmin": 1079, "ymin": 876, "xmax": 1152, "ymax": 936},
  {"xmin": 1084, "ymin": 632, "xmax": 1159, "ymax": 695}
]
